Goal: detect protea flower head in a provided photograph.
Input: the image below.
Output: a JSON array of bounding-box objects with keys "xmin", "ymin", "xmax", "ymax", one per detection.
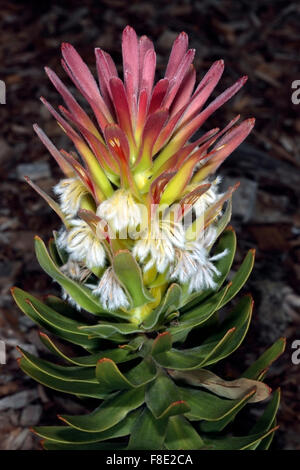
[{"xmin": 27, "ymin": 25, "xmax": 254, "ymax": 323}]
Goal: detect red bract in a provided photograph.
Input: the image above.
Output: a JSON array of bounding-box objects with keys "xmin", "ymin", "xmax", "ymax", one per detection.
[{"xmin": 33, "ymin": 25, "xmax": 254, "ymax": 207}]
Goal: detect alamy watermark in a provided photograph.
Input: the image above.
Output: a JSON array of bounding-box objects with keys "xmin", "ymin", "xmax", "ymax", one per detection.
[
  {"xmin": 291, "ymin": 340, "xmax": 300, "ymax": 365},
  {"xmin": 0, "ymin": 80, "xmax": 5, "ymax": 104},
  {"xmin": 291, "ymin": 80, "xmax": 300, "ymax": 105}
]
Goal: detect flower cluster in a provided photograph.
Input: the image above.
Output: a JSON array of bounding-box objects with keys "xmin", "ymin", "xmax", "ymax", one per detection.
[{"xmin": 28, "ymin": 26, "xmax": 254, "ymax": 317}]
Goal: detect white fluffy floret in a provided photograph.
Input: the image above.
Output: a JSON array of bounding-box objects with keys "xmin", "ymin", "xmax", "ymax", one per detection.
[
  {"xmin": 66, "ymin": 219, "xmax": 106, "ymax": 269},
  {"xmin": 53, "ymin": 178, "xmax": 88, "ymax": 218},
  {"xmin": 97, "ymin": 189, "xmax": 142, "ymax": 233},
  {"xmin": 90, "ymin": 267, "xmax": 130, "ymax": 311},
  {"xmin": 133, "ymin": 218, "xmax": 185, "ymax": 273},
  {"xmin": 169, "ymin": 226, "xmax": 228, "ymax": 293}
]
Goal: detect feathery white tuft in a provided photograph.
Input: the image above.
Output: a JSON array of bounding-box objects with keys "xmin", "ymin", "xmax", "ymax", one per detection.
[
  {"xmin": 193, "ymin": 176, "xmax": 222, "ymax": 216},
  {"xmin": 169, "ymin": 226, "xmax": 228, "ymax": 293},
  {"xmin": 133, "ymin": 218, "xmax": 185, "ymax": 273},
  {"xmin": 91, "ymin": 267, "xmax": 130, "ymax": 311},
  {"xmin": 97, "ymin": 189, "xmax": 142, "ymax": 233},
  {"xmin": 66, "ymin": 219, "xmax": 106, "ymax": 269},
  {"xmin": 54, "ymin": 178, "xmax": 89, "ymax": 218}
]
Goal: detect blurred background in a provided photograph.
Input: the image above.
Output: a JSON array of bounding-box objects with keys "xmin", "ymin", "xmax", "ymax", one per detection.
[{"xmin": 0, "ymin": 0, "xmax": 299, "ymax": 450}]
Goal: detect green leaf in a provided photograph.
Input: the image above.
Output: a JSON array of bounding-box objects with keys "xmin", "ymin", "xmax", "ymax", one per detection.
[
  {"xmin": 217, "ymin": 248, "xmax": 255, "ymax": 309},
  {"xmin": 165, "ymin": 416, "xmax": 204, "ymax": 450},
  {"xmin": 18, "ymin": 348, "xmax": 97, "ymax": 382},
  {"xmin": 199, "ymin": 390, "xmax": 256, "ymax": 433},
  {"xmin": 19, "ymin": 356, "xmax": 109, "ymax": 399},
  {"xmin": 145, "ymin": 370, "xmax": 190, "ymax": 419},
  {"xmin": 95, "ymin": 357, "xmax": 156, "ymax": 392},
  {"xmin": 142, "ymin": 283, "xmax": 182, "ymax": 330},
  {"xmin": 48, "ymin": 238, "xmax": 63, "ymax": 267},
  {"xmin": 59, "ymin": 387, "xmax": 145, "ymax": 432},
  {"xmin": 34, "ymin": 236, "xmax": 107, "ymax": 314},
  {"xmin": 256, "ymin": 419, "xmax": 276, "ymax": 450},
  {"xmin": 113, "ymin": 250, "xmax": 154, "ymax": 308},
  {"xmin": 197, "ymin": 294, "xmax": 254, "ymax": 367},
  {"xmin": 11, "ymin": 287, "xmax": 101, "ymax": 350},
  {"xmin": 250, "ymin": 389, "xmax": 281, "ymax": 435},
  {"xmin": 156, "ymin": 295, "xmax": 253, "ymax": 370},
  {"xmin": 203, "ymin": 390, "xmax": 281, "ymax": 450},
  {"xmin": 39, "ymin": 332, "xmax": 138, "ymax": 367},
  {"xmin": 151, "ymin": 332, "xmax": 172, "ymax": 355},
  {"xmin": 203, "ymin": 426, "xmax": 279, "ymax": 450},
  {"xmin": 43, "ymin": 294, "xmax": 86, "ymax": 321},
  {"xmin": 32, "ymin": 411, "xmax": 139, "ymax": 444},
  {"xmin": 52, "ymin": 231, "xmax": 69, "ymax": 264},
  {"xmin": 179, "ymin": 386, "xmax": 256, "ymax": 422},
  {"xmin": 242, "ymin": 338, "xmax": 286, "ymax": 380},
  {"xmin": 127, "ymin": 408, "xmax": 168, "ymax": 450},
  {"xmin": 78, "ymin": 322, "xmax": 143, "ymax": 339},
  {"xmin": 167, "ymin": 282, "xmax": 231, "ymax": 344}
]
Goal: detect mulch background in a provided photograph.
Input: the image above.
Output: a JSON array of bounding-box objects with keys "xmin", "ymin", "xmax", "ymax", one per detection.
[{"xmin": 0, "ymin": 0, "xmax": 299, "ymax": 450}]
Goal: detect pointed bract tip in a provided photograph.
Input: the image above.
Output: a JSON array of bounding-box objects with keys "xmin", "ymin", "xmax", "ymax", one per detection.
[
  {"xmin": 61, "ymin": 42, "xmax": 73, "ymax": 51},
  {"xmin": 123, "ymin": 25, "xmax": 135, "ymax": 35},
  {"xmin": 178, "ymin": 31, "xmax": 188, "ymax": 40},
  {"xmin": 173, "ymin": 400, "xmax": 187, "ymax": 406},
  {"xmin": 16, "ymin": 346, "xmax": 23, "ymax": 356},
  {"xmin": 97, "ymin": 357, "xmax": 114, "ymax": 365},
  {"xmin": 57, "ymin": 414, "xmax": 68, "ymax": 424}
]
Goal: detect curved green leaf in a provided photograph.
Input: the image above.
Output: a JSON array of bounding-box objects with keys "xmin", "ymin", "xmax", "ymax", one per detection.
[
  {"xmin": 179, "ymin": 387, "xmax": 256, "ymax": 422},
  {"xmin": 113, "ymin": 250, "xmax": 154, "ymax": 308},
  {"xmin": 203, "ymin": 426, "xmax": 279, "ymax": 450},
  {"xmin": 11, "ymin": 287, "xmax": 101, "ymax": 350},
  {"xmin": 19, "ymin": 356, "xmax": 109, "ymax": 399},
  {"xmin": 203, "ymin": 390, "xmax": 281, "ymax": 450},
  {"xmin": 18, "ymin": 348, "xmax": 97, "ymax": 382},
  {"xmin": 151, "ymin": 332, "xmax": 172, "ymax": 356},
  {"xmin": 52, "ymin": 231, "xmax": 69, "ymax": 264},
  {"xmin": 95, "ymin": 358, "xmax": 156, "ymax": 392},
  {"xmin": 34, "ymin": 236, "xmax": 107, "ymax": 314},
  {"xmin": 218, "ymin": 248, "xmax": 255, "ymax": 309},
  {"xmin": 33, "ymin": 411, "xmax": 139, "ymax": 444},
  {"xmin": 59, "ymin": 387, "xmax": 145, "ymax": 432},
  {"xmin": 242, "ymin": 338, "xmax": 286, "ymax": 380},
  {"xmin": 145, "ymin": 370, "xmax": 190, "ymax": 419},
  {"xmin": 196, "ymin": 294, "xmax": 254, "ymax": 367},
  {"xmin": 127, "ymin": 408, "xmax": 168, "ymax": 450},
  {"xmin": 165, "ymin": 416, "xmax": 204, "ymax": 450},
  {"xmin": 78, "ymin": 322, "xmax": 143, "ymax": 339},
  {"xmin": 167, "ymin": 282, "xmax": 231, "ymax": 344},
  {"xmin": 48, "ymin": 238, "xmax": 63, "ymax": 267},
  {"xmin": 39, "ymin": 332, "xmax": 138, "ymax": 367},
  {"xmin": 142, "ymin": 283, "xmax": 182, "ymax": 330}
]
